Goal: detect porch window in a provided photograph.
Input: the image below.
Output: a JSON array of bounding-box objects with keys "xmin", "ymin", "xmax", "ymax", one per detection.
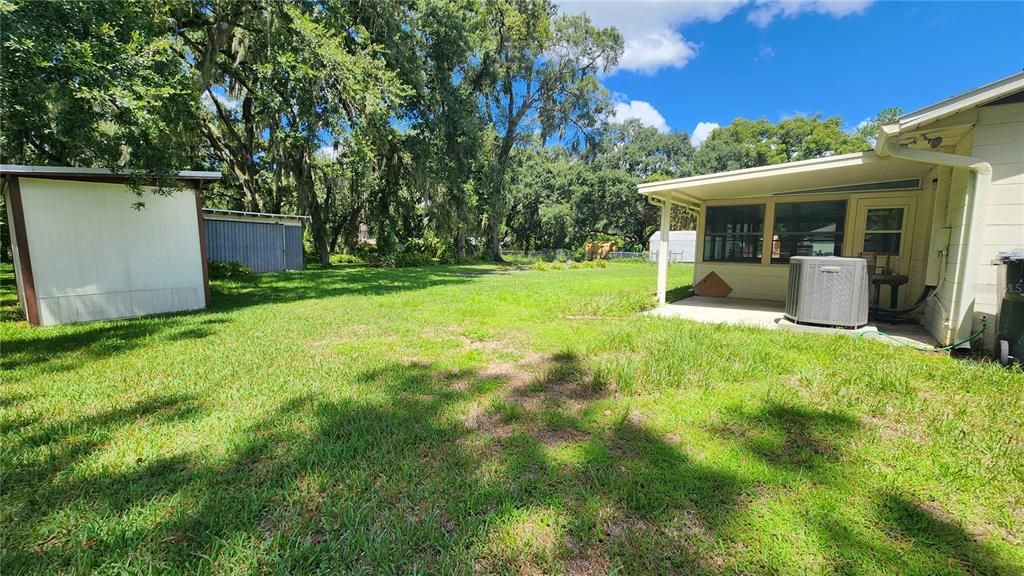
[
  {"xmin": 863, "ymin": 207, "xmax": 905, "ymax": 255},
  {"xmin": 703, "ymin": 204, "xmax": 764, "ymax": 263},
  {"xmin": 770, "ymin": 200, "xmax": 847, "ymax": 263}
]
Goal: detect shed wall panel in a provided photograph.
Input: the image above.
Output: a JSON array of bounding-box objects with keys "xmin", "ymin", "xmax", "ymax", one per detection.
[
  {"xmin": 204, "ymin": 218, "xmax": 303, "ymax": 273},
  {"xmin": 285, "ymin": 225, "xmax": 304, "ymax": 271},
  {"xmin": 18, "ymin": 178, "xmax": 205, "ymax": 325}
]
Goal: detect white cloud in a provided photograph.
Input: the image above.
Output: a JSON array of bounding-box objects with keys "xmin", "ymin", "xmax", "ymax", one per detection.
[
  {"xmin": 560, "ymin": 1, "xmax": 873, "ymax": 73},
  {"xmin": 618, "ymin": 31, "xmax": 698, "ymax": 75},
  {"xmin": 559, "ymin": 1, "xmax": 744, "ymax": 74},
  {"xmin": 748, "ymin": 0, "xmax": 875, "ymax": 28},
  {"xmin": 691, "ymin": 121, "xmax": 720, "ymax": 146},
  {"xmin": 757, "ymin": 44, "xmax": 776, "ymax": 60},
  {"xmin": 612, "ymin": 100, "xmax": 670, "ymax": 132}
]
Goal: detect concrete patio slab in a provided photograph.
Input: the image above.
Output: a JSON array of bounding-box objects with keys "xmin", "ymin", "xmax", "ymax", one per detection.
[{"xmin": 649, "ymin": 296, "xmax": 940, "ymax": 348}]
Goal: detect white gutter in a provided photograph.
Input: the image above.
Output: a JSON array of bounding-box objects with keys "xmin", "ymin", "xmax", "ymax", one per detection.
[{"xmin": 880, "ymin": 137, "xmax": 992, "ymax": 345}]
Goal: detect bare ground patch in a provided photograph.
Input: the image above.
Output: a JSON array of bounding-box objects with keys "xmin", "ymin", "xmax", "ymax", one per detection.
[{"xmin": 454, "ymin": 346, "xmax": 610, "ymax": 447}]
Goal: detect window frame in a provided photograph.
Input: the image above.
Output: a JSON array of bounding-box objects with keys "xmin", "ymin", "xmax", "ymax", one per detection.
[
  {"xmin": 861, "ymin": 206, "xmax": 907, "ymax": 257},
  {"xmin": 698, "ymin": 191, "xmax": 919, "ymax": 268},
  {"xmin": 769, "ymin": 199, "xmax": 848, "ymax": 264},
  {"xmin": 701, "ymin": 203, "xmax": 766, "ymax": 264}
]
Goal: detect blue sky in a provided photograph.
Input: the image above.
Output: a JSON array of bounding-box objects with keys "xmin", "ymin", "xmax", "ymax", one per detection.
[{"xmin": 560, "ymin": 1, "xmax": 1024, "ymax": 144}]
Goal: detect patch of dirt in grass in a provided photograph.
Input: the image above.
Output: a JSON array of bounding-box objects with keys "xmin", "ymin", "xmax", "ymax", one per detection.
[
  {"xmin": 531, "ymin": 425, "xmax": 589, "ymax": 445},
  {"xmin": 478, "ymin": 360, "xmax": 536, "ymax": 388},
  {"xmin": 861, "ymin": 413, "xmax": 926, "ymax": 443},
  {"xmin": 565, "ymin": 552, "xmax": 611, "ymax": 576},
  {"xmin": 463, "ymin": 402, "xmax": 518, "ymax": 439},
  {"xmin": 456, "ymin": 350, "xmax": 608, "ymax": 447}
]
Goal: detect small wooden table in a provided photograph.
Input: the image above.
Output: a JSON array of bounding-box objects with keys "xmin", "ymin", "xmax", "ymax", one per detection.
[{"xmin": 872, "ymin": 274, "xmax": 909, "ymax": 309}]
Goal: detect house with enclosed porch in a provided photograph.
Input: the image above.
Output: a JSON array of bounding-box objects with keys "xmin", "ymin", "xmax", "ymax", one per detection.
[{"xmin": 640, "ymin": 72, "xmax": 1024, "ymax": 352}]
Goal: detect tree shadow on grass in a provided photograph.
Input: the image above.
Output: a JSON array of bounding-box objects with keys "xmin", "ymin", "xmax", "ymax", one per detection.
[
  {"xmin": 2, "ymin": 393, "xmax": 201, "ymax": 568},
  {"xmin": 12, "ymin": 353, "xmax": 1013, "ymax": 574},
  {"xmin": 4, "ymin": 356, "xmax": 748, "ymax": 575},
  {"xmin": 713, "ymin": 403, "xmax": 1021, "ymax": 574},
  {"xmin": 712, "ymin": 403, "xmax": 861, "ymax": 474},
  {"xmin": 1, "ymin": 316, "xmax": 230, "ymax": 375},
  {"xmin": 876, "ymin": 494, "xmax": 1019, "ymax": 574},
  {"xmin": 209, "ymin": 264, "xmax": 509, "ymax": 313}
]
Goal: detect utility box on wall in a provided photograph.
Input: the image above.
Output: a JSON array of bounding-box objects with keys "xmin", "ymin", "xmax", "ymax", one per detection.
[{"xmin": 203, "ymin": 209, "xmax": 307, "ymax": 273}]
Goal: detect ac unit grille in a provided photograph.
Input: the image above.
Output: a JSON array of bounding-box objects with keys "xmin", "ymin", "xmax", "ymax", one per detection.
[{"xmin": 784, "ymin": 257, "xmax": 869, "ymax": 328}]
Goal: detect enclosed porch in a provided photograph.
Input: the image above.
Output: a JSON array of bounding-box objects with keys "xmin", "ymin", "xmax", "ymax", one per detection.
[{"xmin": 640, "ymin": 151, "xmax": 946, "ymax": 345}]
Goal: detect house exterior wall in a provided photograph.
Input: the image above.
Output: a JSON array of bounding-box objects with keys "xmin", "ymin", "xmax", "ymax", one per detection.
[
  {"xmin": 692, "ymin": 188, "xmax": 933, "ymax": 304},
  {"xmin": 204, "ymin": 216, "xmax": 304, "ymax": 273},
  {"xmin": 16, "ymin": 177, "xmax": 205, "ymax": 325},
  {"xmin": 924, "ymin": 100, "xmax": 1024, "ymax": 347}
]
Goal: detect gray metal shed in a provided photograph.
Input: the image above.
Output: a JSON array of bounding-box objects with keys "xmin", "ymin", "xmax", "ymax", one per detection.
[{"xmin": 203, "ymin": 209, "xmax": 307, "ymax": 273}]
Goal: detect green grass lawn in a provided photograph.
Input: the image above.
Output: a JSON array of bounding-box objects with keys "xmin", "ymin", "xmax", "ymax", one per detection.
[{"xmin": 2, "ymin": 261, "xmax": 1022, "ymax": 575}]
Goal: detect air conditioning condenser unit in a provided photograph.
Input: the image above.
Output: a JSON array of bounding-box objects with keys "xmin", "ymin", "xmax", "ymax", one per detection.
[{"xmin": 785, "ymin": 256, "xmax": 869, "ymax": 328}]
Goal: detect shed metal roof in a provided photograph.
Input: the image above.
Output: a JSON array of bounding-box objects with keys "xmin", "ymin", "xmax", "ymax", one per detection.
[
  {"xmin": 0, "ymin": 164, "xmax": 221, "ymax": 182},
  {"xmin": 202, "ymin": 208, "xmax": 309, "ymax": 222}
]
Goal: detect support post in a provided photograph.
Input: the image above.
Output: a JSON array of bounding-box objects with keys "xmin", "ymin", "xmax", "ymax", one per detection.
[{"xmin": 657, "ymin": 198, "xmax": 671, "ymax": 306}]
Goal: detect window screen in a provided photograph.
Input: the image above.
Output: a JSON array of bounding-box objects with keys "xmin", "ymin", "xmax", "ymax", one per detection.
[
  {"xmin": 863, "ymin": 207, "xmax": 905, "ymax": 255},
  {"xmin": 703, "ymin": 204, "xmax": 764, "ymax": 263},
  {"xmin": 771, "ymin": 200, "xmax": 847, "ymax": 263}
]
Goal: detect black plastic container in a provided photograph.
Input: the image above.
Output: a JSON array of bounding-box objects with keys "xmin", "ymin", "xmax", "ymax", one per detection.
[{"xmin": 995, "ymin": 250, "xmax": 1024, "ymax": 365}]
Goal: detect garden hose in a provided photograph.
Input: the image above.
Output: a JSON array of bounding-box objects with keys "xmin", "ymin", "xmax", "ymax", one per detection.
[{"xmin": 855, "ymin": 320, "xmax": 987, "ymax": 353}]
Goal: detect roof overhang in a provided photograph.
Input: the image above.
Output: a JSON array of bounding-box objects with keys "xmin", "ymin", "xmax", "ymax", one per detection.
[
  {"xmin": 202, "ymin": 208, "xmax": 309, "ymax": 224},
  {"xmin": 887, "ymin": 71, "xmax": 1024, "ymax": 134},
  {"xmin": 0, "ymin": 164, "xmax": 222, "ymax": 185},
  {"xmin": 877, "ymin": 71, "xmax": 1024, "ymax": 155},
  {"xmin": 638, "ymin": 151, "xmax": 933, "ymax": 205}
]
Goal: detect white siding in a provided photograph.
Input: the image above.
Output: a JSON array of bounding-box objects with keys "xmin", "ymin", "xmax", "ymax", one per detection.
[
  {"xmin": 18, "ymin": 178, "xmax": 205, "ymax": 325},
  {"xmin": 923, "ymin": 101, "xmax": 1024, "ymax": 348},
  {"xmin": 692, "ymin": 262, "xmax": 790, "ymax": 301}
]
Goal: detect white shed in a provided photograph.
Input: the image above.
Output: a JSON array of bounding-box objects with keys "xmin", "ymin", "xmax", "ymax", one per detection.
[
  {"xmin": 2, "ymin": 165, "xmax": 221, "ymax": 326},
  {"xmin": 648, "ymin": 230, "xmax": 696, "ymax": 263}
]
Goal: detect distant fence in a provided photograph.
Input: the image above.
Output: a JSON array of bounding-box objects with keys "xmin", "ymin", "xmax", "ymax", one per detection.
[
  {"xmin": 502, "ymin": 249, "xmax": 692, "ymax": 263},
  {"xmin": 606, "ymin": 251, "xmax": 647, "ymax": 260},
  {"xmin": 651, "ymin": 251, "xmax": 695, "ymax": 263},
  {"xmin": 502, "ymin": 249, "xmax": 572, "ymax": 262}
]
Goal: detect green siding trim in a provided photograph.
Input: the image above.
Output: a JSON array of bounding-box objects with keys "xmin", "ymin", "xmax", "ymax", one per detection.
[{"xmin": 774, "ymin": 179, "xmax": 921, "ymax": 197}]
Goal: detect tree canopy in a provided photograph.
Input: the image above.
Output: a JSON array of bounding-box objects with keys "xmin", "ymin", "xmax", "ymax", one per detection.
[{"xmin": 1, "ymin": 0, "xmax": 884, "ymax": 262}]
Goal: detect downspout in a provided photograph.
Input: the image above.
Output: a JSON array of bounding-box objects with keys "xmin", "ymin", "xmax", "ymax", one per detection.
[{"xmin": 881, "ymin": 138, "xmax": 992, "ymax": 346}]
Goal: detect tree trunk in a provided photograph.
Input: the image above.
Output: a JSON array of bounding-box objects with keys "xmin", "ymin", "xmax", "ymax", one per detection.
[
  {"xmin": 454, "ymin": 195, "xmax": 467, "ymax": 260},
  {"xmin": 488, "ymin": 217, "xmax": 503, "ymax": 262},
  {"xmin": 294, "ymin": 149, "xmax": 330, "ymax": 267}
]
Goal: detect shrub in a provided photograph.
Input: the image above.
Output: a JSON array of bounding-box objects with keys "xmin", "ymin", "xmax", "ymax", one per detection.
[
  {"xmin": 208, "ymin": 260, "xmax": 253, "ymax": 278},
  {"xmin": 329, "ymin": 253, "xmax": 363, "ymax": 265},
  {"xmin": 367, "ymin": 251, "xmax": 433, "ymax": 268}
]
